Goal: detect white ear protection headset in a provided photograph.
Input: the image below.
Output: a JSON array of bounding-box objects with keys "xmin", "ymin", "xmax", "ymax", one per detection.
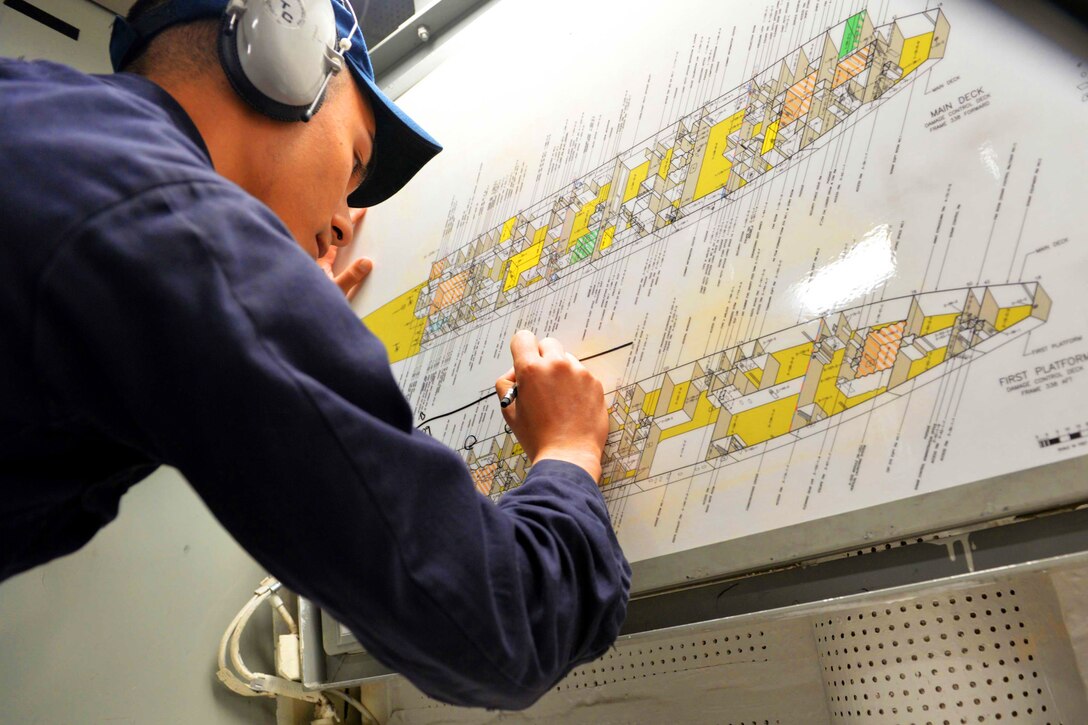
[
  {"xmin": 216, "ymin": 0, "xmax": 360, "ymax": 122},
  {"xmin": 113, "ymin": 0, "xmax": 361, "ymax": 121},
  {"xmin": 113, "ymin": 0, "xmax": 361, "ymax": 122}
]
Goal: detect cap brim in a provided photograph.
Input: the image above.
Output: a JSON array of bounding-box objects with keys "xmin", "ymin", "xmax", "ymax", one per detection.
[{"xmin": 347, "ymin": 67, "xmax": 442, "ymax": 208}]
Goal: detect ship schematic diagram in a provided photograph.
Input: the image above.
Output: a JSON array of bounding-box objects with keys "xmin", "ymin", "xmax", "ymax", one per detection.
[
  {"xmin": 365, "ymin": 8, "xmax": 952, "ymax": 363},
  {"xmin": 466, "ymin": 283, "xmax": 1051, "ymax": 498}
]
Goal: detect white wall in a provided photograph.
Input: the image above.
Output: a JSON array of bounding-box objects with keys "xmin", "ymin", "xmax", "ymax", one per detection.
[
  {"xmin": 0, "ymin": 468, "xmax": 278, "ymax": 724},
  {"xmin": 1, "ymin": 3, "xmax": 279, "ymax": 721},
  {"xmin": 0, "ymin": 0, "xmax": 113, "ymax": 71}
]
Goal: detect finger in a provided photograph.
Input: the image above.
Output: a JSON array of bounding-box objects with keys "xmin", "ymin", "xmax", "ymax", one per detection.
[
  {"xmin": 322, "ymin": 245, "xmax": 339, "ymax": 263},
  {"xmin": 316, "ymin": 246, "xmax": 337, "ymax": 278},
  {"xmin": 495, "ymin": 367, "xmax": 516, "ymax": 391},
  {"xmin": 509, "ymin": 330, "xmax": 540, "ymax": 369},
  {"xmin": 565, "ymin": 351, "xmax": 587, "ymax": 370},
  {"xmin": 337, "ymin": 268, "xmax": 371, "ymax": 300},
  {"xmin": 335, "ymin": 258, "xmax": 373, "ymax": 296},
  {"xmin": 337, "ymin": 274, "xmax": 369, "ymax": 302},
  {"xmin": 350, "ymin": 207, "xmax": 367, "ymax": 228},
  {"xmin": 538, "ymin": 336, "xmax": 565, "ymax": 359},
  {"xmin": 334, "ymin": 258, "xmax": 370, "ymax": 291}
]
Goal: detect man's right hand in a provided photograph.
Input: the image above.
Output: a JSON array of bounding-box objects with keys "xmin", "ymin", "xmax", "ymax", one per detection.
[{"xmin": 495, "ymin": 330, "xmax": 608, "ymax": 482}]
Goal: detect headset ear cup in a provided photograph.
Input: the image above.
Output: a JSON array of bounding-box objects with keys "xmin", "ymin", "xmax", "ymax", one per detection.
[{"xmin": 216, "ymin": 12, "xmax": 326, "ymax": 122}]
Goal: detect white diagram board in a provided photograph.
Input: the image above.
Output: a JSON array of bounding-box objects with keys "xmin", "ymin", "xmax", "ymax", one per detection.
[{"xmin": 352, "ymin": 0, "xmax": 1088, "ymax": 591}]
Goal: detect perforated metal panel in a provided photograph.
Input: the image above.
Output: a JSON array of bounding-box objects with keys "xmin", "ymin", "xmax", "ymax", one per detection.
[
  {"xmin": 376, "ymin": 559, "xmax": 1088, "ymax": 724},
  {"xmin": 385, "ymin": 618, "xmax": 825, "ymax": 723},
  {"xmin": 816, "ymin": 577, "xmax": 1086, "ymax": 723},
  {"xmin": 556, "ymin": 628, "xmax": 772, "ymax": 692}
]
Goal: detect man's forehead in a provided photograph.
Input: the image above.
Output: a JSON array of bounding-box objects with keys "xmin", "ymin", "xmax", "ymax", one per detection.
[{"xmin": 338, "ymin": 72, "xmax": 377, "ymax": 141}]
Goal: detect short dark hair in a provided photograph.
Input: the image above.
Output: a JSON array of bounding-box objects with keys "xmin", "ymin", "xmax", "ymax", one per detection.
[
  {"xmin": 119, "ymin": 0, "xmax": 347, "ymax": 107},
  {"xmin": 120, "ymin": 0, "xmax": 219, "ymax": 78}
]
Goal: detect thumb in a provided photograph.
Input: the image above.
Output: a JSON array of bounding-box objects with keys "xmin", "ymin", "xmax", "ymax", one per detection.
[
  {"xmin": 495, "ymin": 367, "xmax": 516, "ymax": 397},
  {"xmin": 335, "ymin": 257, "xmax": 373, "ymax": 299}
]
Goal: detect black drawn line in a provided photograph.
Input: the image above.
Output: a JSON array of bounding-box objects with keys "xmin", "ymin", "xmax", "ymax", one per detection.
[{"xmin": 416, "ymin": 341, "xmax": 634, "ymax": 429}]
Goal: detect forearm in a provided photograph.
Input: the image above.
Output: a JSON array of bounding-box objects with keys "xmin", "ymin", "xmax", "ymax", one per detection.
[
  {"xmin": 34, "ymin": 188, "xmax": 630, "ymax": 708},
  {"xmin": 247, "ymin": 437, "xmax": 628, "ymax": 709}
]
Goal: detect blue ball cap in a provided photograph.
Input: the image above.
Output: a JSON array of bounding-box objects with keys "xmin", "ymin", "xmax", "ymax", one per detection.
[
  {"xmin": 109, "ymin": 0, "xmax": 442, "ymax": 208},
  {"xmin": 330, "ymin": 0, "xmax": 443, "ymax": 208}
]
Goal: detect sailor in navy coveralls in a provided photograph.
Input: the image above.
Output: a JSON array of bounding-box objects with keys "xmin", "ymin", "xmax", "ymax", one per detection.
[{"xmin": 0, "ymin": 0, "xmax": 630, "ymax": 709}]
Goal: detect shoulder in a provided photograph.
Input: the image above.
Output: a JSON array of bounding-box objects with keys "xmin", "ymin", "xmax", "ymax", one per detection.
[
  {"xmin": 0, "ymin": 59, "xmax": 255, "ymax": 292},
  {"xmin": 0, "ymin": 59, "xmax": 211, "ymax": 167},
  {"xmin": 0, "ymin": 59, "xmax": 220, "ymax": 245}
]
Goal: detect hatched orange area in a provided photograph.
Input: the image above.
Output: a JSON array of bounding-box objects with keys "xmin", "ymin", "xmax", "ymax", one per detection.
[
  {"xmin": 857, "ymin": 321, "xmax": 906, "ymax": 377},
  {"xmin": 833, "ymin": 46, "xmax": 870, "ymax": 88},
  {"xmin": 430, "ymin": 270, "xmax": 470, "ymax": 313},
  {"xmin": 471, "ymin": 463, "xmax": 498, "ymax": 495},
  {"xmin": 429, "ymin": 259, "xmax": 449, "ymax": 281},
  {"xmin": 781, "ymin": 71, "xmax": 817, "ymax": 126}
]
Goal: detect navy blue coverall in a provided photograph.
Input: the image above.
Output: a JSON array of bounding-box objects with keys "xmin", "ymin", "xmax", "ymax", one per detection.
[{"xmin": 0, "ymin": 59, "xmax": 630, "ymax": 710}]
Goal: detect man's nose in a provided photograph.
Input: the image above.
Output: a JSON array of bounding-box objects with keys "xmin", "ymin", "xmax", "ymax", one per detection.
[{"xmin": 330, "ymin": 209, "xmax": 355, "ymax": 247}]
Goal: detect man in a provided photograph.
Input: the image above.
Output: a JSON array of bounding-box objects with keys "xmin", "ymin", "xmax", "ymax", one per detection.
[{"xmin": 0, "ymin": 0, "xmax": 630, "ymax": 711}]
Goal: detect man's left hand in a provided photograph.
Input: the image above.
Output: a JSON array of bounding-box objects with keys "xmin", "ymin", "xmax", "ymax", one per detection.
[
  {"xmin": 318, "ymin": 209, "xmax": 372, "ymax": 300},
  {"xmin": 319, "ymin": 247, "xmax": 373, "ymax": 301}
]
